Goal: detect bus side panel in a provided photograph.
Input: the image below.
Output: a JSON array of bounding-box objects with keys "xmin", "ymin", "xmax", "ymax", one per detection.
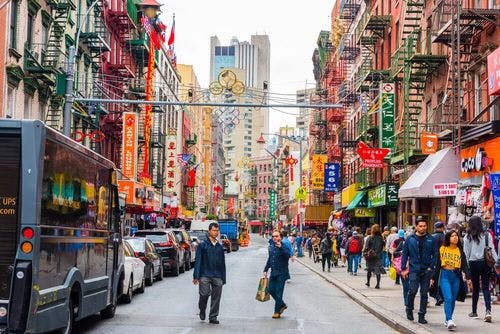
[{"xmin": 78, "ymin": 276, "xmax": 110, "ymax": 320}]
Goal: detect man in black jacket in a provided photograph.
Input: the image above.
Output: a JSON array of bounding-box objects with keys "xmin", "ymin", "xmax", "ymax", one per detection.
[
  {"xmin": 193, "ymin": 223, "xmax": 226, "ymax": 324},
  {"xmin": 431, "ymin": 221, "xmax": 445, "ymax": 306}
]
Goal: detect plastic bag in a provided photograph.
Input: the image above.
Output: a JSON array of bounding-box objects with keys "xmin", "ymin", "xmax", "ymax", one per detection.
[
  {"xmin": 389, "ymin": 266, "xmax": 397, "ymax": 281},
  {"xmin": 255, "ymin": 277, "xmax": 270, "ymax": 302}
]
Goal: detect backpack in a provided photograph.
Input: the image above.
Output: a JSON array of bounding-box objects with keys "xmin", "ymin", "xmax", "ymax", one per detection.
[
  {"xmin": 348, "ymin": 237, "xmax": 362, "ymax": 254},
  {"xmin": 306, "ymin": 238, "xmax": 312, "ymax": 249}
]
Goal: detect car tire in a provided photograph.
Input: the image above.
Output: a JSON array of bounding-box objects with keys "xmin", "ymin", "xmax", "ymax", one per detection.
[
  {"xmin": 172, "ymin": 261, "xmax": 180, "ymax": 277},
  {"xmin": 100, "ymin": 296, "xmax": 117, "ymax": 319},
  {"xmin": 122, "ymin": 277, "xmax": 133, "ymax": 304},
  {"xmin": 184, "ymin": 258, "xmax": 190, "ymax": 272},
  {"xmin": 145, "ymin": 265, "xmax": 153, "ymax": 286},
  {"xmin": 60, "ymin": 299, "xmax": 75, "ymax": 334},
  {"xmin": 157, "ymin": 264, "xmax": 164, "ymax": 281},
  {"xmin": 137, "ymin": 274, "xmax": 145, "ymax": 293},
  {"xmin": 179, "ymin": 258, "xmax": 186, "ymax": 274}
]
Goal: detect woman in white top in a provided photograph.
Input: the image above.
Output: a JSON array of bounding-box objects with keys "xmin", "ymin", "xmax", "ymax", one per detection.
[{"xmin": 463, "ymin": 216, "xmax": 498, "ymax": 323}]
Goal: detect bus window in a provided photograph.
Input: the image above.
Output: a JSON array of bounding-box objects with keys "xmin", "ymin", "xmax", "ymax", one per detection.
[{"xmin": 0, "ymin": 134, "xmax": 21, "ymax": 300}]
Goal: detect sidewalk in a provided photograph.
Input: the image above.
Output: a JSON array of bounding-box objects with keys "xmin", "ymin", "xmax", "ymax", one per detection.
[{"xmin": 297, "ymin": 255, "xmax": 499, "ymax": 334}]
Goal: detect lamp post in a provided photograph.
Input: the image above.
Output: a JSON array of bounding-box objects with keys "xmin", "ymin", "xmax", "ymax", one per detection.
[
  {"xmin": 63, "ymin": 0, "xmax": 103, "ymax": 136},
  {"xmin": 257, "ymin": 133, "xmax": 306, "ymax": 234}
]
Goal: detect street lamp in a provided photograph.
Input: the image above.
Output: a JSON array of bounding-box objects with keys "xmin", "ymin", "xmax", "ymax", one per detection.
[{"xmin": 258, "ymin": 132, "xmax": 306, "ymax": 234}]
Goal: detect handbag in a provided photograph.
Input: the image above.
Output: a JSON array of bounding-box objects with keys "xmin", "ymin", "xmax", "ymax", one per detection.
[
  {"xmin": 484, "ymin": 233, "xmax": 496, "ymax": 269},
  {"xmin": 364, "ymin": 249, "xmax": 377, "ymax": 261},
  {"xmin": 389, "ymin": 266, "xmax": 397, "ymax": 281},
  {"xmin": 255, "ymin": 277, "xmax": 270, "ymax": 302}
]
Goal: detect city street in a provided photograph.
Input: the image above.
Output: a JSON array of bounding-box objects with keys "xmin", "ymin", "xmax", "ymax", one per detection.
[{"xmin": 74, "ymin": 235, "xmax": 396, "ymax": 334}]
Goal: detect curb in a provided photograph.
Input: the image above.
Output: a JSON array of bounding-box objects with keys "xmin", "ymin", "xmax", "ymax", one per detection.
[{"xmin": 296, "ymin": 258, "xmax": 434, "ymax": 334}]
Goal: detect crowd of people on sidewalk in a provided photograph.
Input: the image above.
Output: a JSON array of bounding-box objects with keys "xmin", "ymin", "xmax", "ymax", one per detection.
[{"xmin": 293, "ymin": 216, "xmax": 500, "ymax": 331}]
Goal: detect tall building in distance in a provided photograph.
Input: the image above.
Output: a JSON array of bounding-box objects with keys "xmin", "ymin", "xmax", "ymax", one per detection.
[
  {"xmin": 209, "ymin": 35, "xmax": 270, "ymax": 219},
  {"xmin": 296, "ymin": 88, "xmax": 315, "ymax": 139}
]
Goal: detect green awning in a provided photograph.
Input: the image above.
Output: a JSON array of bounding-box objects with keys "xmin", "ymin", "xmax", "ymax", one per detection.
[{"xmin": 346, "ymin": 191, "xmax": 368, "ymax": 210}]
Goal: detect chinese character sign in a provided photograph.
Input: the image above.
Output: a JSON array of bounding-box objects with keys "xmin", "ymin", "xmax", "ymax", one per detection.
[
  {"xmin": 312, "ymin": 154, "xmax": 328, "ymax": 190},
  {"xmin": 268, "ymin": 189, "xmax": 277, "ymax": 219},
  {"xmin": 324, "ymin": 163, "xmax": 340, "ymax": 192},
  {"xmin": 386, "ymin": 183, "xmax": 399, "ymax": 205},
  {"xmin": 490, "ymin": 173, "xmax": 500, "ymax": 236},
  {"xmin": 166, "ymin": 135, "xmax": 177, "ymax": 191},
  {"xmin": 357, "ymin": 141, "xmax": 390, "ymax": 168},
  {"xmin": 379, "ymin": 82, "xmax": 395, "ymax": 151},
  {"xmin": 122, "ymin": 113, "xmax": 137, "ymax": 180}
]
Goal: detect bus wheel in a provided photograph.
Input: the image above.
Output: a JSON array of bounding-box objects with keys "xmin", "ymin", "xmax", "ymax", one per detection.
[{"xmin": 61, "ymin": 299, "xmax": 74, "ymax": 334}]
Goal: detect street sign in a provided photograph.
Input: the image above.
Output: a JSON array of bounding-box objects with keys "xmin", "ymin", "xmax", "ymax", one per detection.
[
  {"xmin": 357, "ymin": 141, "xmax": 390, "ymax": 168},
  {"xmin": 324, "ymin": 163, "xmax": 340, "ymax": 192},
  {"xmin": 295, "ymin": 186, "xmax": 307, "ymax": 201}
]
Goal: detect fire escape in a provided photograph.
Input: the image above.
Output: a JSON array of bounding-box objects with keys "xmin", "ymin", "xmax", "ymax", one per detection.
[
  {"xmin": 390, "ymin": 0, "xmax": 447, "ymax": 167},
  {"xmin": 432, "ymin": 0, "xmax": 499, "ymax": 135},
  {"xmin": 101, "ymin": 0, "xmax": 137, "ymax": 167},
  {"xmin": 24, "ymin": 0, "xmax": 76, "ymax": 130}
]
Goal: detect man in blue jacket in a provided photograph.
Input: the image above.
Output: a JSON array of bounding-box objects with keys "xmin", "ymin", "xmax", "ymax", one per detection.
[
  {"xmin": 263, "ymin": 230, "xmax": 292, "ymax": 319},
  {"xmin": 193, "ymin": 222, "xmax": 226, "ymax": 324},
  {"xmin": 401, "ymin": 217, "xmax": 438, "ymax": 324}
]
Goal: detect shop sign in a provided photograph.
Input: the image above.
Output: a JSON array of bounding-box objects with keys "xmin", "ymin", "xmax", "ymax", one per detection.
[
  {"xmin": 357, "ymin": 141, "xmax": 390, "ymax": 168},
  {"xmin": 118, "ymin": 180, "xmax": 135, "ymax": 204},
  {"xmin": 341, "ymin": 183, "xmax": 359, "ymax": 208},
  {"xmin": 432, "ymin": 183, "xmax": 458, "ymax": 197},
  {"xmin": 165, "ymin": 135, "xmax": 177, "ymax": 191},
  {"xmin": 122, "ymin": 113, "xmax": 137, "ymax": 180},
  {"xmin": 379, "ymin": 82, "xmax": 395, "ymax": 150},
  {"xmin": 420, "ymin": 132, "xmax": 438, "ymax": 155},
  {"xmin": 487, "ymin": 47, "xmax": 500, "ymax": 96},
  {"xmin": 324, "ymin": 163, "xmax": 340, "ymax": 192},
  {"xmin": 354, "ymin": 208, "xmax": 376, "ymax": 218},
  {"xmin": 490, "ymin": 173, "xmax": 500, "ymax": 235},
  {"xmin": 269, "ymin": 189, "xmax": 277, "ymax": 219},
  {"xmin": 311, "ymin": 155, "xmax": 328, "ymax": 189},
  {"xmin": 386, "ymin": 183, "xmax": 399, "ymax": 205},
  {"xmin": 367, "ymin": 183, "xmax": 399, "ymax": 208},
  {"xmin": 461, "ymin": 147, "xmax": 490, "ymax": 173}
]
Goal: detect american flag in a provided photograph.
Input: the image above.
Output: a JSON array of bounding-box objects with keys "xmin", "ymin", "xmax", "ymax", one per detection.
[{"xmin": 177, "ymin": 153, "xmax": 191, "ymax": 166}]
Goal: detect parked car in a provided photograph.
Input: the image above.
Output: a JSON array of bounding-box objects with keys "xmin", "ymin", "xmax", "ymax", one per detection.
[
  {"xmin": 220, "ymin": 234, "xmax": 232, "ymax": 253},
  {"xmin": 169, "ymin": 229, "xmax": 193, "ymax": 271},
  {"xmin": 121, "ymin": 240, "xmax": 146, "ymax": 303},
  {"xmin": 188, "ymin": 231, "xmax": 207, "ymax": 267},
  {"xmin": 124, "ymin": 237, "xmax": 163, "ymax": 285},
  {"xmin": 134, "ymin": 230, "xmax": 183, "ymax": 276}
]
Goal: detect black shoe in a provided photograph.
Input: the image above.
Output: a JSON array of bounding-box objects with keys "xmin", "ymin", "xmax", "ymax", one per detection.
[
  {"xmin": 209, "ymin": 319, "xmax": 219, "ymax": 324},
  {"xmin": 435, "ymin": 300, "xmax": 443, "ymax": 306},
  {"xmin": 375, "ymin": 285, "xmax": 380, "ymax": 289},
  {"xmin": 418, "ymin": 316, "xmax": 428, "ymax": 324},
  {"xmin": 406, "ymin": 309, "xmax": 414, "ymax": 321},
  {"xmin": 199, "ymin": 309, "xmax": 206, "ymax": 321},
  {"xmin": 365, "ymin": 282, "xmax": 370, "ymax": 287}
]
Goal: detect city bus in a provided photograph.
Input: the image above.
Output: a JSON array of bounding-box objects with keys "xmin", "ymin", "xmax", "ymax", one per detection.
[{"xmin": 0, "ymin": 120, "xmax": 124, "ymax": 333}]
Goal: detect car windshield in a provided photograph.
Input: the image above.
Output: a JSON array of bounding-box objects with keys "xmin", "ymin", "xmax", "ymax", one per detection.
[
  {"xmin": 135, "ymin": 231, "xmax": 167, "ymax": 244},
  {"xmin": 125, "ymin": 238, "xmax": 145, "ymax": 252},
  {"xmin": 189, "ymin": 231, "xmax": 208, "ymax": 241}
]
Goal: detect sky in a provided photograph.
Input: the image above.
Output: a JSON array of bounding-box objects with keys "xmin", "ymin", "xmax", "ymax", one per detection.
[{"xmin": 160, "ymin": 0, "xmax": 334, "ymax": 132}]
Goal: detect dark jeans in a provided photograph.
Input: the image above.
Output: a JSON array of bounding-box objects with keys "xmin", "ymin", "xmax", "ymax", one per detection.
[
  {"xmin": 402, "ymin": 276, "xmax": 410, "ymax": 306},
  {"xmin": 469, "ymin": 260, "xmax": 492, "ymax": 313},
  {"xmin": 406, "ymin": 270, "xmax": 433, "ymax": 316},
  {"xmin": 322, "ymin": 253, "xmax": 332, "ymax": 271},
  {"xmin": 269, "ymin": 274, "xmax": 287, "ymax": 313},
  {"xmin": 199, "ymin": 277, "xmax": 223, "ymax": 320}
]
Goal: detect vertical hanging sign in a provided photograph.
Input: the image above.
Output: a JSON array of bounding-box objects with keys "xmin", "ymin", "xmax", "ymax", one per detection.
[
  {"xmin": 490, "ymin": 173, "xmax": 500, "ymax": 236},
  {"xmin": 379, "ymin": 82, "xmax": 395, "ymax": 152},
  {"xmin": 122, "ymin": 112, "xmax": 137, "ymax": 180},
  {"xmin": 165, "ymin": 135, "xmax": 177, "ymax": 191},
  {"xmin": 268, "ymin": 189, "xmax": 276, "ymax": 219},
  {"xmin": 312, "ymin": 154, "xmax": 328, "ymax": 189},
  {"xmin": 324, "ymin": 163, "xmax": 340, "ymax": 192}
]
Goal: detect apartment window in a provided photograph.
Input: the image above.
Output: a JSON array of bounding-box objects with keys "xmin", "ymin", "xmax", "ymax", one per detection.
[
  {"xmin": 263, "ymin": 164, "xmax": 267, "ymax": 172},
  {"xmin": 9, "ymin": 1, "xmax": 18, "ymax": 49},
  {"xmin": 6, "ymin": 86, "xmax": 16, "ymax": 118},
  {"xmin": 24, "ymin": 95, "xmax": 32, "ymax": 119},
  {"xmin": 27, "ymin": 12, "xmax": 34, "ymax": 48}
]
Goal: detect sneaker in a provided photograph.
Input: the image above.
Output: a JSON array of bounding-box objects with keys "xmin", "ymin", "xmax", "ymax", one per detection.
[
  {"xmin": 406, "ymin": 309, "xmax": 414, "ymax": 321},
  {"xmin": 484, "ymin": 311, "xmax": 492, "ymax": 323},
  {"xmin": 353, "ymin": 272, "xmax": 357, "ymax": 276},
  {"xmin": 468, "ymin": 312, "xmax": 478, "ymax": 318},
  {"xmin": 418, "ymin": 316, "xmax": 428, "ymax": 324},
  {"xmin": 272, "ymin": 312, "xmax": 281, "ymax": 319},
  {"xmin": 446, "ymin": 319, "xmax": 456, "ymax": 330}
]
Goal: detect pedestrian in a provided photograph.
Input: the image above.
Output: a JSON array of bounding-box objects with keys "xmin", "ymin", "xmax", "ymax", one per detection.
[
  {"xmin": 193, "ymin": 222, "xmax": 226, "ymax": 324},
  {"xmin": 320, "ymin": 232, "xmax": 333, "ymax": 272},
  {"xmin": 401, "ymin": 217, "xmax": 438, "ymax": 324},
  {"xmin": 392, "ymin": 229, "xmax": 409, "ymax": 305},
  {"xmin": 296, "ymin": 232, "xmax": 304, "ymax": 257},
  {"xmin": 385, "ymin": 226, "xmax": 398, "ymax": 263},
  {"xmin": 364, "ymin": 224, "xmax": 385, "ymax": 288},
  {"xmin": 382, "ymin": 226, "xmax": 391, "ymax": 268},
  {"xmin": 431, "ymin": 221, "xmax": 446, "ymax": 306},
  {"xmin": 463, "ymin": 215, "xmax": 498, "ymax": 322},
  {"xmin": 346, "ymin": 231, "xmax": 363, "ymax": 276},
  {"xmin": 339, "ymin": 229, "xmax": 349, "ymax": 268},
  {"xmin": 306, "ymin": 235, "xmax": 313, "ymax": 258},
  {"xmin": 435, "ymin": 229, "xmax": 470, "ymax": 330},
  {"xmin": 263, "ymin": 230, "xmax": 292, "ymax": 319}
]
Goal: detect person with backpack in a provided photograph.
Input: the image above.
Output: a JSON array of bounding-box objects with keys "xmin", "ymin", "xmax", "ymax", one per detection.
[
  {"xmin": 320, "ymin": 233, "xmax": 333, "ymax": 272},
  {"xmin": 364, "ymin": 224, "xmax": 385, "ymax": 288},
  {"xmin": 463, "ymin": 216, "xmax": 498, "ymax": 322},
  {"xmin": 346, "ymin": 231, "xmax": 363, "ymax": 276}
]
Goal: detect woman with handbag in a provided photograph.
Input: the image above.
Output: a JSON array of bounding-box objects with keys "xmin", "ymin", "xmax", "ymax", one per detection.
[
  {"xmin": 364, "ymin": 224, "xmax": 385, "ymax": 289},
  {"xmin": 463, "ymin": 216, "xmax": 498, "ymax": 322},
  {"xmin": 435, "ymin": 230, "xmax": 470, "ymax": 330}
]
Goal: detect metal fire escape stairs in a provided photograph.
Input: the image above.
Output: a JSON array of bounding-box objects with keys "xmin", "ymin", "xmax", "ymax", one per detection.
[{"xmin": 390, "ymin": 0, "xmax": 446, "ymax": 166}]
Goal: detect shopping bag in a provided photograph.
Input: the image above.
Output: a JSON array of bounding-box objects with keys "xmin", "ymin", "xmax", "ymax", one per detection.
[
  {"xmin": 255, "ymin": 277, "xmax": 270, "ymax": 302},
  {"xmin": 389, "ymin": 266, "xmax": 397, "ymax": 281}
]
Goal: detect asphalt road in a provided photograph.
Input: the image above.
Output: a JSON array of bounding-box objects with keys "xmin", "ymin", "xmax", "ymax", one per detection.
[{"xmin": 74, "ymin": 234, "xmax": 397, "ymax": 334}]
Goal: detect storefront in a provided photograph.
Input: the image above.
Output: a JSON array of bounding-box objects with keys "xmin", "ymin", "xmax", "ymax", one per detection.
[
  {"xmin": 304, "ymin": 205, "xmax": 332, "ymax": 231},
  {"xmin": 367, "ymin": 183, "xmax": 399, "ymax": 228},
  {"xmin": 345, "ymin": 190, "xmax": 376, "ymax": 228},
  {"xmin": 398, "ymin": 148, "xmax": 459, "ymax": 228}
]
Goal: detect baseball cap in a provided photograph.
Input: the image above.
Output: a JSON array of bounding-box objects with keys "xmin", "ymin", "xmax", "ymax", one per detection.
[
  {"xmin": 398, "ymin": 229, "xmax": 405, "ymax": 238},
  {"xmin": 352, "ymin": 231, "xmax": 358, "ymax": 236},
  {"xmin": 434, "ymin": 221, "xmax": 444, "ymax": 229}
]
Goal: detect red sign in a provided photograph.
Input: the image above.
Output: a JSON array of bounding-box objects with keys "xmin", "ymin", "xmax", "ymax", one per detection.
[
  {"xmin": 122, "ymin": 113, "xmax": 137, "ymax": 180},
  {"xmin": 488, "ymin": 47, "xmax": 500, "ymax": 96},
  {"xmin": 357, "ymin": 141, "xmax": 390, "ymax": 168}
]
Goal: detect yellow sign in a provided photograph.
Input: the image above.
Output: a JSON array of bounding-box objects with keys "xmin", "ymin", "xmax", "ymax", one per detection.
[
  {"xmin": 354, "ymin": 208, "xmax": 376, "ymax": 218},
  {"xmin": 311, "ymin": 154, "xmax": 328, "ymax": 190},
  {"xmin": 341, "ymin": 183, "xmax": 359, "ymax": 208},
  {"xmin": 295, "ymin": 186, "xmax": 307, "ymax": 201}
]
